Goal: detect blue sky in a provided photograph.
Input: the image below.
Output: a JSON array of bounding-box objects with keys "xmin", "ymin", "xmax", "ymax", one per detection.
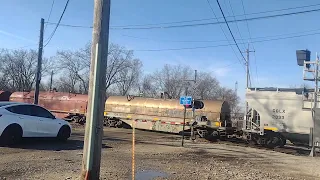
[{"xmin": 1, "ymin": 0, "xmax": 319, "ymax": 101}]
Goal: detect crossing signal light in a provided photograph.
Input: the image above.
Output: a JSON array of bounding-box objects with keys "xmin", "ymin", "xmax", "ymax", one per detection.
[{"xmin": 184, "ymin": 100, "xmax": 204, "ymax": 109}]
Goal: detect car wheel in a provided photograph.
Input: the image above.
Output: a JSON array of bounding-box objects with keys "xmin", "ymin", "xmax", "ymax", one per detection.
[
  {"xmin": 1, "ymin": 124, "xmax": 22, "ymax": 146},
  {"xmin": 57, "ymin": 125, "xmax": 71, "ymax": 141}
]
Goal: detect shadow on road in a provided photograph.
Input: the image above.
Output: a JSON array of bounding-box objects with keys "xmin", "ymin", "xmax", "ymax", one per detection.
[{"xmin": 0, "ymin": 138, "xmax": 112, "ymax": 151}]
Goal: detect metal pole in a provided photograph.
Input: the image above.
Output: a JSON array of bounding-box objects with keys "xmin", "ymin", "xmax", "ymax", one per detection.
[
  {"xmin": 182, "ymin": 86, "xmax": 188, "ymax": 147},
  {"xmin": 192, "ymin": 70, "xmax": 197, "ymax": 117},
  {"xmin": 49, "ymin": 70, "xmax": 53, "ymax": 91},
  {"xmin": 246, "ymin": 47, "xmax": 249, "ymax": 89},
  {"xmin": 80, "ymin": 0, "xmax": 110, "ymax": 179},
  {"xmin": 182, "ymin": 103, "xmax": 187, "ymax": 147},
  {"xmin": 132, "ymin": 120, "xmax": 135, "ymax": 180},
  {"xmin": 310, "ymin": 53, "xmax": 319, "ymax": 157},
  {"xmin": 244, "ymin": 46, "xmax": 249, "ymax": 130},
  {"xmin": 34, "ymin": 18, "xmax": 44, "ymax": 105},
  {"xmin": 191, "ymin": 70, "xmax": 197, "ymax": 141}
]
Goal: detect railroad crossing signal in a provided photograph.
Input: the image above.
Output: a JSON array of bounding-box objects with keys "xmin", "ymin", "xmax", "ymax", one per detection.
[{"xmin": 180, "ymin": 96, "xmax": 192, "ymax": 105}]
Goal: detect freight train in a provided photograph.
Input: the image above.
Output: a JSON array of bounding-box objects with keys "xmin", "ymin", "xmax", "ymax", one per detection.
[{"xmin": 0, "ymin": 88, "xmax": 315, "ymax": 148}]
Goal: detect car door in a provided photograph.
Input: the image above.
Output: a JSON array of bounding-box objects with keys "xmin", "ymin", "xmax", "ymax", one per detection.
[
  {"xmin": 5, "ymin": 105, "xmax": 40, "ymax": 137},
  {"xmin": 30, "ymin": 105, "xmax": 62, "ymax": 137}
]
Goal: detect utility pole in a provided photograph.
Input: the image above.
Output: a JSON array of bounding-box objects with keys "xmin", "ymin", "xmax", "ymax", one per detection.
[
  {"xmin": 80, "ymin": 0, "xmax": 111, "ymax": 179},
  {"xmin": 243, "ymin": 44, "xmax": 254, "ymax": 130},
  {"xmin": 49, "ymin": 70, "xmax": 53, "ymax": 91},
  {"xmin": 34, "ymin": 18, "xmax": 44, "ymax": 105},
  {"xmin": 235, "ymin": 81, "xmax": 238, "ymax": 95},
  {"xmin": 244, "ymin": 44, "xmax": 255, "ymax": 89}
]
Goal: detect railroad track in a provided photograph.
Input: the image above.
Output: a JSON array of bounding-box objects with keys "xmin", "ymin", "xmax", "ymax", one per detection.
[{"xmin": 192, "ymin": 137, "xmax": 319, "ymax": 157}]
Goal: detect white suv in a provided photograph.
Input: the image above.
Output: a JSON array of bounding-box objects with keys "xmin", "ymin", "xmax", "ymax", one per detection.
[{"xmin": 0, "ymin": 102, "xmax": 72, "ymax": 145}]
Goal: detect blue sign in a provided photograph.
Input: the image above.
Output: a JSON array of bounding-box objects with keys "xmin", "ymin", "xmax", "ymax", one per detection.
[{"xmin": 180, "ymin": 96, "xmax": 192, "ymax": 105}]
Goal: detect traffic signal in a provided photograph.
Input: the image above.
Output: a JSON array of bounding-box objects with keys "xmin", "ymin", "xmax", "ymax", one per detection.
[{"xmin": 183, "ymin": 100, "xmax": 204, "ymax": 109}]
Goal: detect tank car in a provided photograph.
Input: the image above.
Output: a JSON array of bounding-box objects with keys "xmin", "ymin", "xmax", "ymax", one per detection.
[
  {"xmin": 9, "ymin": 91, "xmax": 88, "ymax": 123},
  {"xmin": 104, "ymin": 95, "xmax": 232, "ymax": 137},
  {"xmin": 243, "ymin": 87, "xmax": 313, "ymax": 147},
  {"xmin": 0, "ymin": 91, "xmax": 12, "ymax": 101}
]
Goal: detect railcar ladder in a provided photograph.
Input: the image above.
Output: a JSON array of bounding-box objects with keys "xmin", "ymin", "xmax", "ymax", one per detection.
[{"xmin": 302, "ymin": 61, "xmax": 320, "ymax": 110}]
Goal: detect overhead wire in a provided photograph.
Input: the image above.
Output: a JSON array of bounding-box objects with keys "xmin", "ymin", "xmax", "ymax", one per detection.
[
  {"xmin": 214, "ymin": 0, "xmax": 247, "ymax": 63},
  {"xmin": 241, "ymin": 0, "xmax": 258, "ymax": 87},
  {"xmin": 42, "ymin": 22, "xmax": 320, "ymax": 44},
  {"xmin": 227, "ymin": 0, "xmax": 246, "ymax": 51},
  {"xmin": 46, "ymin": 7, "xmax": 320, "ymax": 30},
  {"xmin": 111, "ymin": 2, "xmax": 320, "ymax": 28},
  {"xmin": 205, "ymin": 0, "xmax": 245, "ymax": 70},
  {"xmin": 119, "ymin": 27, "xmax": 320, "ymax": 43},
  {"xmin": 44, "ymin": 0, "xmax": 55, "ymax": 31},
  {"xmin": 44, "ymin": 0, "xmax": 70, "ymax": 47},
  {"xmin": 114, "ymin": 8, "xmax": 320, "ymax": 30},
  {"xmin": 134, "ymin": 31, "xmax": 320, "ymax": 52}
]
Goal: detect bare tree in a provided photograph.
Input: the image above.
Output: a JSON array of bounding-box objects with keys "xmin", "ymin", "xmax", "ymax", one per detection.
[
  {"xmin": 55, "ymin": 72, "xmax": 79, "ymax": 93},
  {"xmin": 0, "ymin": 48, "xmax": 51, "ymax": 91},
  {"xmin": 191, "ymin": 72, "xmax": 220, "ymax": 100},
  {"xmin": 116, "ymin": 59, "xmax": 142, "ymax": 95},
  {"xmin": 56, "ymin": 48, "xmax": 90, "ymax": 93},
  {"xmin": 216, "ymin": 87, "xmax": 240, "ymax": 113},
  {"xmin": 152, "ymin": 64, "xmax": 193, "ymax": 99},
  {"xmin": 55, "ymin": 43, "xmax": 139, "ymax": 93},
  {"xmin": 138, "ymin": 75, "xmax": 158, "ymax": 98},
  {"xmin": 105, "ymin": 43, "xmax": 134, "ymax": 90}
]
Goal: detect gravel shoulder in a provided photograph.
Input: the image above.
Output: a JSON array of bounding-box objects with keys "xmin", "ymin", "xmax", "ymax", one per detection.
[{"xmin": 0, "ymin": 127, "xmax": 320, "ymax": 180}]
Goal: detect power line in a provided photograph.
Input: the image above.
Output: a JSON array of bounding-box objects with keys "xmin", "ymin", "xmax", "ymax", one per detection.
[
  {"xmin": 134, "ymin": 31, "xmax": 320, "ymax": 52},
  {"xmin": 45, "ymin": 22, "xmax": 92, "ymax": 28},
  {"xmin": 41, "ymin": 23, "xmax": 320, "ymax": 43},
  {"xmin": 113, "ymin": 7, "xmax": 320, "ymax": 30},
  {"xmin": 241, "ymin": 0, "xmax": 258, "ymax": 86},
  {"xmin": 227, "ymin": 0, "xmax": 246, "ymax": 51},
  {"xmin": 111, "ymin": 3, "xmax": 320, "ymax": 28},
  {"xmin": 215, "ymin": 0, "xmax": 246, "ymax": 62},
  {"xmin": 205, "ymin": 0, "xmax": 245, "ymax": 69},
  {"xmin": 21, "ymin": 27, "xmax": 320, "ymax": 51},
  {"xmin": 44, "ymin": 0, "xmax": 55, "ymax": 31},
  {"xmin": 16, "ymin": 44, "xmax": 38, "ymax": 49},
  {"xmin": 44, "ymin": 0, "xmax": 70, "ymax": 47},
  {"xmin": 46, "ymin": 7, "xmax": 320, "ymax": 30},
  {"xmin": 119, "ymin": 27, "xmax": 320, "ymax": 43}
]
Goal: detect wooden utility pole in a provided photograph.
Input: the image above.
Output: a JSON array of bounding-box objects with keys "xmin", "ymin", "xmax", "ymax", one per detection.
[
  {"xmin": 80, "ymin": 0, "xmax": 111, "ymax": 179},
  {"xmin": 34, "ymin": 18, "xmax": 44, "ymax": 104}
]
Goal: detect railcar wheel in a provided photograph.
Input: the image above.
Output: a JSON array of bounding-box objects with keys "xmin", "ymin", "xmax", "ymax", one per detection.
[
  {"xmin": 197, "ymin": 129, "xmax": 207, "ymax": 138},
  {"xmin": 265, "ymin": 135, "xmax": 280, "ymax": 149},
  {"xmin": 277, "ymin": 136, "xmax": 286, "ymax": 147}
]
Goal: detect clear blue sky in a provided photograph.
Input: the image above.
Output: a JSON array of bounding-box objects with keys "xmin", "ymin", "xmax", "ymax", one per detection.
[{"xmin": 1, "ymin": 0, "xmax": 319, "ymax": 101}]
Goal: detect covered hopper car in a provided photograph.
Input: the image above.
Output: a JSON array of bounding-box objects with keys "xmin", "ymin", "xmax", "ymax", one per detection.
[{"xmin": 243, "ymin": 87, "xmax": 315, "ymax": 147}]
